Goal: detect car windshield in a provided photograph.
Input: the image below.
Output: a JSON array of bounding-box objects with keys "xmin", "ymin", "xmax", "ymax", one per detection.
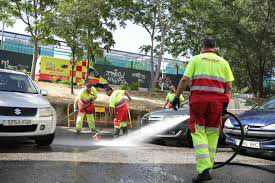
[
  {"xmin": 0, "ymin": 72, "xmax": 38, "ymax": 94},
  {"xmin": 257, "ymin": 98, "xmax": 275, "ymax": 110}
]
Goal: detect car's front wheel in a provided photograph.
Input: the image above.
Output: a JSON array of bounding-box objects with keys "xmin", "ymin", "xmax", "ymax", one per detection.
[{"xmin": 35, "ymin": 133, "xmax": 55, "ymax": 146}]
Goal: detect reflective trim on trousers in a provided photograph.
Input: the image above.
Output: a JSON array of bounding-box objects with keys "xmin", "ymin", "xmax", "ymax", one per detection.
[
  {"xmin": 208, "ymin": 148, "xmax": 216, "ymax": 153},
  {"xmin": 196, "ymin": 154, "xmax": 210, "ymax": 159},
  {"xmin": 194, "ymin": 144, "xmax": 208, "ymax": 150},
  {"xmin": 191, "ymin": 86, "xmax": 225, "ymax": 93},
  {"xmin": 210, "ymin": 158, "xmax": 215, "ymax": 163},
  {"xmin": 192, "ymin": 75, "xmax": 225, "ymax": 83},
  {"xmin": 195, "ymin": 125, "xmax": 205, "ymax": 130}
]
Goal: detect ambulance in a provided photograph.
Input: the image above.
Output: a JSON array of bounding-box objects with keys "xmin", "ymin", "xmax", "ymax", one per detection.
[{"xmin": 35, "ymin": 56, "xmax": 108, "ymax": 87}]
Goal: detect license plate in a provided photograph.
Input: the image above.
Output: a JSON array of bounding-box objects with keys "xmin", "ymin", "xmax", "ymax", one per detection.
[
  {"xmin": 2, "ymin": 120, "xmax": 32, "ymax": 126},
  {"xmin": 235, "ymin": 139, "xmax": 260, "ymax": 148}
]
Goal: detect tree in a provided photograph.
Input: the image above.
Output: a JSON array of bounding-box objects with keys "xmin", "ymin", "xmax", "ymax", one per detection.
[
  {"xmin": 122, "ymin": 0, "xmax": 185, "ymax": 94},
  {"xmin": 9, "ymin": 0, "xmax": 56, "ymax": 79},
  {"xmin": 53, "ymin": 0, "xmax": 83, "ymax": 94},
  {"xmin": 76, "ymin": 0, "xmax": 116, "ymax": 82},
  {"xmin": 166, "ymin": 0, "xmax": 275, "ymax": 97},
  {"xmin": 125, "ymin": 0, "xmax": 158, "ymax": 90},
  {"xmin": 0, "ymin": 0, "xmax": 15, "ymax": 47}
]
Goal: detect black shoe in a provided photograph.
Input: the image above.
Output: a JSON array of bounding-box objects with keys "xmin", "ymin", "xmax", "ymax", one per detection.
[
  {"xmin": 113, "ymin": 128, "xmax": 120, "ymax": 138},
  {"xmin": 192, "ymin": 169, "xmax": 212, "ymax": 183},
  {"xmin": 122, "ymin": 127, "xmax": 128, "ymax": 135}
]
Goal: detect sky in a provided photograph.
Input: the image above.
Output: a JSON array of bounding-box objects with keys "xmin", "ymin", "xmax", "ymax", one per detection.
[{"xmin": 4, "ymin": 19, "xmax": 152, "ymax": 56}]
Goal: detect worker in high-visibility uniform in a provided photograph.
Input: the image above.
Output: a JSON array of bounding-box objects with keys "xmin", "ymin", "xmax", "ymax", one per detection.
[
  {"xmin": 172, "ymin": 37, "xmax": 234, "ymax": 182},
  {"xmin": 163, "ymin": 84, "xmax": 185, "ymax": 109},
  {"xmin": 74, "ymin": 83, "xmax": 97, "ymax": 133},
  {"xmin": 105, "ymin": 86, "xmax": 132, "ymax": 137}
]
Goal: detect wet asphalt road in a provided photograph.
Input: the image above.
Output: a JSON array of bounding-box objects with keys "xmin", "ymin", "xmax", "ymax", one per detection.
[{"xmin": 0, "ymin": 127, "xmax": 274, "ymax": 183}]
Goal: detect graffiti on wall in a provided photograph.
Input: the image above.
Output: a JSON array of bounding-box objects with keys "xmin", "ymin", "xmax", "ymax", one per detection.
[
  {"xmin": 157, "ymin": 75, "xmax": 173, "ymax": 89},
  {"xmin": 105, "ymin": 69, "xmax": 128, "ymax": 85},
  {"xmin": 131, "ymin": 72, "xmax": 146, "ymax": 84},
  {"xmin": 1, "ymin": 59, "xmax": 31, "ymax": 71}
]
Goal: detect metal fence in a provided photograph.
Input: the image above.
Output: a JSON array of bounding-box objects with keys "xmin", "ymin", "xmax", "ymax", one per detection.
[{"xmin": 0, "ymin": 31, "xmax": 186, "ymax": 75}]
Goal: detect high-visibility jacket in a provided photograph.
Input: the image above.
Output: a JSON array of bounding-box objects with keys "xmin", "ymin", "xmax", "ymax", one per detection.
[
  {"xmin": 109, "ymin": 90, "xmax": 128, "ymax": 128},
  {"xmin": 76, "ymin": 87, "xmax": 97, "ymax": 114},
  {"xmin": 166, "ymin": 92, "xmax": 184, "ymax": 103},
  {"xmin": 184, "ymin": 50, "xmax": 234, "ymax": 101},
  {"xmin": 109, "ymin": 90, "xmax": 127, "ymax": 108}
]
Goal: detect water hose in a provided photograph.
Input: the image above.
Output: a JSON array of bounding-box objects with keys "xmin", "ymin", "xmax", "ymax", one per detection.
[
  {"xmin": 213, "ymin": 111, "xmax": 244, "ymax": 169},
  {"xmin": 213, "ymin": 112, "xmax": 275, "ymax": 174}
]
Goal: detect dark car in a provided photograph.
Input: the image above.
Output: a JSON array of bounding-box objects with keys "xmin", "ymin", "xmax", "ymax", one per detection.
[
  {"xmin": 224, "ymin": 97, "xmax": 275, "ymax": 151},
  {"xmin": 141, "ymin": 97, "xmax": 256, "ymax": 147}
]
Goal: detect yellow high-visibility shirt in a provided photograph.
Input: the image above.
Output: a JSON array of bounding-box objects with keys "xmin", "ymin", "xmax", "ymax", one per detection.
[
  {"xmin": 109, "ymin": 90, "xmax": 125, "ymax": 108},
  {"xmin": 166, "ymin": 92, "xmax": 184, "ymax": 103},
  {"xmin": 184, "ymin": 51, "xmax": 234, "ymax": 94},
  {"xmin": 76, "ymin": 87, "xmax": 97, "ymax": 102}
]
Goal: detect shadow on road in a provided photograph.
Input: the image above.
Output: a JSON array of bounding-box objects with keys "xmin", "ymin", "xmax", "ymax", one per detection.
[{"xmin": 237, "ymin": 149, "xmax": 275, "ymax": 161}]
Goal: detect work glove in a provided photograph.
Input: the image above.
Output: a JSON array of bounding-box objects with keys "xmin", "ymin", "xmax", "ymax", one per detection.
[
  {"xmin": 222, "ymin": 103, "xmax": 228, "ymax": 116},
  {"xmin": 172, "ymin": 96, "xmax": 180, "ymax": 110}
]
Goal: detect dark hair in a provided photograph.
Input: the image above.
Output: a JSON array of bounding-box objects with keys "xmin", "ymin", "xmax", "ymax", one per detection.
[
  {"xmin": 201, "ymin": 37, "xmax": 216, "ymax": 49},
  {"xmin": 105, "ymin": 86, "xmax": 113, "ymax": 92},
  {"xmin": 169, "ymin": 84, "xmax": 175, "ymax": 88}
]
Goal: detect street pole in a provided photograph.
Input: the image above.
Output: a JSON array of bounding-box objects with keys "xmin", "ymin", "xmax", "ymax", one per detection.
[
  {"xmin": 161, "ymin": 58, "xmax": 164, "ymax": 91},
  {"xmin": 1, "ymin": 22, "xmax": 4, "ymax": 48}
]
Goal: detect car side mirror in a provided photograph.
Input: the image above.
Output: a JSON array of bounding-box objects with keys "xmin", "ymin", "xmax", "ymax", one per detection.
[{"xmin": 40, "ymin": 89, "xmax": 48, "ymax": 96}]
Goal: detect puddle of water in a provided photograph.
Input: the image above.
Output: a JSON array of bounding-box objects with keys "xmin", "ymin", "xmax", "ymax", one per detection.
[{"xmin": 96, "ymin": 115, "xmax": 189, "ymax": 147}]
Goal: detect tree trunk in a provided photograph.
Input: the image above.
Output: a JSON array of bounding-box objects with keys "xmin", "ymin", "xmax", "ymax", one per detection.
[
  {"xmin": 149, "ymin": 35, "xmax": 155, "ymax": 90},
  {"xmin": 85, "ymin": 48, "xmax": 90, "ymax": 83},
  {"xmin": 258, "ymin": 57, "xmax": 265, "ymax": 97},
  {"xmin": 148, "ymin": 27, "xmax": 167, "ymax": 94},
  {"xmin": 71, "ymin": 51, "xmax": 75, "ymax": 95},
  {"xmin": 30, "ymin": 39, "xmax": 39, "ymax": 79}
]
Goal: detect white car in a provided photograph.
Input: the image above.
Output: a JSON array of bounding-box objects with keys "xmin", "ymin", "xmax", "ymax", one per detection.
[{"xmin": 0, "ymin": 69, "xmax": 56, "ymax": 146}]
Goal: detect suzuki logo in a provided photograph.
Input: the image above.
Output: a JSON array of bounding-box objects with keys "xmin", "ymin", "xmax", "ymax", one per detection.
[{"xmin": 14, "ymin": 108, "xmax": 21, "ymax": 115}]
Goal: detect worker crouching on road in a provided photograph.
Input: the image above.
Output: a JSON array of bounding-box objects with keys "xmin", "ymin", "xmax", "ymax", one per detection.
[
  {"xmin": 172, "ymin": 37, "xmax": 234, "ymax": 182},
  {"xmin": 105, "ymin": 86, "xmax": 132, "ymax": 138},
  {"xmin": 74, "ymin": 83, "xmax": 98, "ymax": 134},
  {"xmin": 163, "ymin": 84, "xmax": 184, "ymax": 109}
]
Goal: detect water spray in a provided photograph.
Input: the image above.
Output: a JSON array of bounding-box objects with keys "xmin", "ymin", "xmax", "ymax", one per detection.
[{"xmin": 96, "ymin": 115, "xmax": 190, "ymax": 147}]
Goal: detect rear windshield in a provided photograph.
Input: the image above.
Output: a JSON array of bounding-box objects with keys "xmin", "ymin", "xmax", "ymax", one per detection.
[
  {"xmin": 0, "ymin": 72, "xmax": 38, "ymax": 94},
  {"xmin": 257, "ymin": 98, "xmax": 275, "ymax": 110}
]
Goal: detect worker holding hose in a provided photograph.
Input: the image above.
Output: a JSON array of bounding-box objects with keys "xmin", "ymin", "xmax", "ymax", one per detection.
[
  {"xmin": 105, "ymin": 86, "xmax": 132, "ymax": 138},
  {"xmin": 172, "ymin": 37, "xmax": 234, "ymax": 182},
  {"xmin": 163, "ymin": 84, "xmax": 185, "ymax": 109},
  {"xmin": 74, "ymin": 83, "xmax": 98, "ymax": 134}
]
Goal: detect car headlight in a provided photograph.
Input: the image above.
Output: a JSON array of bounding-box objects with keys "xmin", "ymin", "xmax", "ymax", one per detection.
[
  {"xmin": 224, "ymin": 118, "xmax": 234, "ymax": 128},
  {"xmin": 39, "ymin": 107, "xmax": 54, "ymax": 117},
  {"xmin": 262, "ymin": 123, "xmax": 275, "ymax": 130}
]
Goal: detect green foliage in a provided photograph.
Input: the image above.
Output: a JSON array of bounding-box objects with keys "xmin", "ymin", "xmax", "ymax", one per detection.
[
  {"xmin": 119, "ymin": 83, "xmax": 128, "ymax": 90},
  {"xmin": 166, "ymin": 0, "xmax": 275, "ymax": 97},
  {"xmin": 128, "ymin": 82, "xmax": 139, "ymax": 91},
  {"xmin": 8, "ymin": 0, "xmax": 56, "ymax": 79},
  {"xmin": 57, "ymin": 80, "xmax": 71, "ymax": 86}
]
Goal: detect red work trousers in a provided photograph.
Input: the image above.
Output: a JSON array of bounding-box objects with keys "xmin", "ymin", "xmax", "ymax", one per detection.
[{"xmin": 189, "ymin": 93, "xmax": 229, "ymax": 133}]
